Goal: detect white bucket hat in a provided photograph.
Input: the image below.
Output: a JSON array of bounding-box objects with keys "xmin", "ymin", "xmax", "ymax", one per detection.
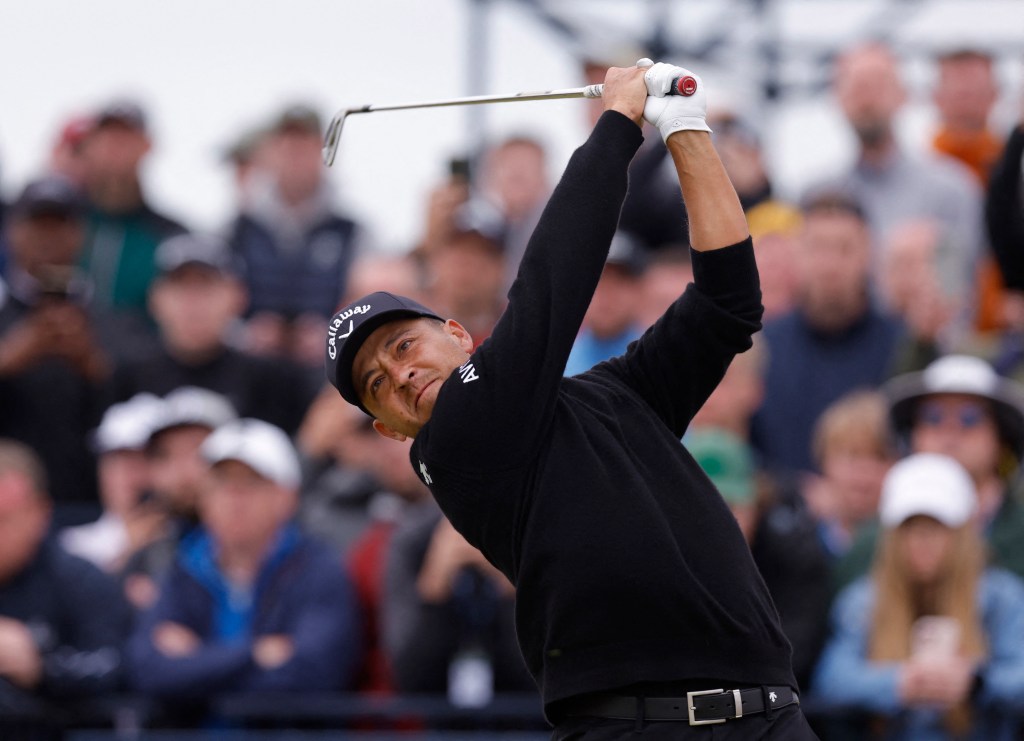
[{"xmin": 885, "ymin": 355, "xmax": 1024, "ymax": 458}]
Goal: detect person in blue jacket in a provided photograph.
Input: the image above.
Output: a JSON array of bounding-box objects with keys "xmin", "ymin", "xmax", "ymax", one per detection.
[
  {"xmin": 813, "ymin": 453, "xmax": 1024, "ymax": 740},
  {"xmin": 126, "ymin": 418, "xmax": 362, "ymax": 702}
]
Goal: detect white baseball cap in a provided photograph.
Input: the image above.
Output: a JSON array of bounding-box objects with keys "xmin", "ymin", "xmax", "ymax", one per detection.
[
  {"xmin": 200, "ymin": 418, "xmax": 301, "ymax": 490},
  {"xmin": 92, "ymin": 393, "xmax": 164, "ymax": 453},
  {"xmin": 879, "ymin": 453, "xmax": 977, "ymax": 529},
  {"xmin": 149, "ymin": 387, "xmax": 237, "ymax": 441}
]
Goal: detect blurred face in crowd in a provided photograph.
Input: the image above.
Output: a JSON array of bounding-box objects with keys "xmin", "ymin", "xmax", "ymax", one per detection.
[
  {"xmin": 339, "ymin": 419, "xmax": 430, "ymax": 501},
  {"xmin": 98, "ymin": 449, "xmax": 150, "ymax": 517},
  {"xmin": 820, "ymin": 440, "xmax": 891, "ymax": 527},
  {"xmin": 81, "ymin": 121, "xmax": 151, "ymax": 182},
  {"xmin": 795, "ymin": 209, "xmax": 872, "ymax": 330},
  {"xmin": 752, "ymin": 232, "xmax": 799, "ymax": 321},
  {"xmin": 910, "ymin": 394, "xmax": 1001, "ymax": 481},
  {"xmin": 201, "ymin": 460, "xmax": 295, "ymax": 554},
  {"xmin": 637, "ymin": 255, "xmax": 693, "ymax": 329},
  {"xmin": 934, "ymin": 53, "xmax": 998, "ymax": 133},
  {"xmin": 898, "ymin": 515, "xmax": 956, "ymax": 585},
  {"xmin": 147, "ymin": 424, "xmax": 214, "ymax": 516},
  {"xmin": 266, "ymin": 127, "xmax": 324, "ymax": 205},
  {"xmin": 0, "ymin": 471, "xmax": 49, "ymax": 584},
  {"xmin": 692, "ymin": 346, "xmax": 764, "ymax": 435},
  {"xmin": 584, "ymin": 265, "xmax": 643, "ymax": 339},
  {"xmin": 7, "ymin": 213, "xmax": 84, "ymax": 278},
  {"xmin": 427, "ymin": 232, "xmax": 505, "ymax": 314},
  {"xmin": 834, "ymin": 43, "xmax": 905, "ymax": 148},
  {"xmin": 150, "ymin": 266, "xmax": 246, "ymax": 357},
  {"xmin": 483, "ymin": 139, "xmax": 549, "ymax": 222}
]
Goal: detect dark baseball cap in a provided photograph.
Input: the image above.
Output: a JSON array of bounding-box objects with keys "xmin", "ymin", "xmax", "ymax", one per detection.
[
  {"xmin": 155, "ymin": 233, "xmax": 240, "ymax": 277},
  {"xmin": 11, "ymin": 175, "xmax": 86, "ymax": 220},
  {"xmin": 325, "ymin": 292, "xmax": 443, "ymax": 412},
  {"xmin": 271, "ymin": 104, "xmax": 322, "ymax": 135}
]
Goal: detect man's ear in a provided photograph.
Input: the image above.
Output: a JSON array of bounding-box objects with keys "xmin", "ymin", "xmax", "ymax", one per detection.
[
  {"xmin": 443, "ymin": 319, "xmax": 475, "ymax": 353},
  {"xmin": 372, "ymin": 419, "xmax": 408, "ymax": 442}
]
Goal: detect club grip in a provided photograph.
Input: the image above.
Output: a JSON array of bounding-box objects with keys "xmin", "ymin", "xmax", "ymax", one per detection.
[{"xmin": 670, "ymin": 76, "xmax": 698, "ymax": 96}]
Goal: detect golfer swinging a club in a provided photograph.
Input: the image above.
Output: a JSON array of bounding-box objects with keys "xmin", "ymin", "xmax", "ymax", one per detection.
[{"xmin": 325, "ymin": 60, "xmax": 818, "ymax": 739}]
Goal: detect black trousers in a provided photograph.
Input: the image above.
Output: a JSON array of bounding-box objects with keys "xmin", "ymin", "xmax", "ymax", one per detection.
[{"xmin": 551, "ymin": 702, "xmax": 820, "ymax": 740}]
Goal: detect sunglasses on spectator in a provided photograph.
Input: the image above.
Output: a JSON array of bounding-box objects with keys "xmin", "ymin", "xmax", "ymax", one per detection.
[{"xmin": 915, "ymin": 401, "xmax": 990, "ymax": 429}]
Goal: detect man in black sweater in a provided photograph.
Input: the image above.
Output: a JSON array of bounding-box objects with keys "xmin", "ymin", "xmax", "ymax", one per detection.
[{"xmin": 325, "ymin": 61, "xmax": 817, "ymax": 739}]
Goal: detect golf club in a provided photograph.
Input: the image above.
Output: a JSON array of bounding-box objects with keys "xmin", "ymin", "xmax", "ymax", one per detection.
[{"xmin": 321, "ymin": 74, "xmax": 697, "ymax": 166}]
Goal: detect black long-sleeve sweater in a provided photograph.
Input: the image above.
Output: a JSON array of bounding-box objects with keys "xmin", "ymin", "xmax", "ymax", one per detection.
[
  {"xmin": 987, "ymin": 125, "xmax": 1024, "ymax": 290},
  {"xmin": 409, "ymin": 111, "xmax": 795, "ymax": 716}
]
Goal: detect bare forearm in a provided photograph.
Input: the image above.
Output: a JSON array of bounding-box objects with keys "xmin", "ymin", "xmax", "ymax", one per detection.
[{"xmin": 667, "ymin": 132, "xmax": 749, "ymax": 252}]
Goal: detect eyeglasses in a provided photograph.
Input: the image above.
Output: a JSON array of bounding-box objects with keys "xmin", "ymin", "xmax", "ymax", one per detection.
[{"xmin": 915, "ymin": 401, "xmax": 990, "ymax": 430}]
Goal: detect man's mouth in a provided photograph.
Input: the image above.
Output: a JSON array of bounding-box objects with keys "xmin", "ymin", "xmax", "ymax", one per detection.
[{"xmin": 415, "ymin": 380, "xmax": 436, "ymax": 410}]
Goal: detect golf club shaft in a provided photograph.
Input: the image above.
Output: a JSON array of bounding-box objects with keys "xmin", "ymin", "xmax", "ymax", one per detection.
[{"xmin": 322, "ymin": 74, "xmax": 695, "ymax": 166}]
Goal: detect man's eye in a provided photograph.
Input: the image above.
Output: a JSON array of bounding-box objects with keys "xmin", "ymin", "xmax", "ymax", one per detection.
[
  {"xmin": 371, "ymin": 377, "xmax": 383, "ymax": 394},
  {"xmin": 399, "ymin": 339, "xmax": 412, "ymax": 353}
]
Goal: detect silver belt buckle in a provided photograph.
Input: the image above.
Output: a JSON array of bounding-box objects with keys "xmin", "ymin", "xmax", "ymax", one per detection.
[{"xmin": 687, "ymin": 688, "xmax": 727, "ymax": 726}]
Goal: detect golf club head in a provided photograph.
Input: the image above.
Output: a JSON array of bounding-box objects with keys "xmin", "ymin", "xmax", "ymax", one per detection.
[{"xmin": 322, "ymin": 108, "xmax": 355, "ymax": 167}]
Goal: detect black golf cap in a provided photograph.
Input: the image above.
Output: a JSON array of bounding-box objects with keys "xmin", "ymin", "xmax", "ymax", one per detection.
[
  {"xmin": 11, "ymin": 175, "xmax": 86, "ymax": 220},
  {"xmin": 325, "ymin": 292, "xmax": 443, "ymax": 413}
]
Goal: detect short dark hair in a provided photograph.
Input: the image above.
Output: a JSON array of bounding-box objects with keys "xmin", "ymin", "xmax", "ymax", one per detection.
[
  {"xmin": 0, "ymin": 440, "xmax": 49, "ymax": 499},
  {"xmin": 799, "ymin": 189, "xmax": 867, "ymax": 223}
]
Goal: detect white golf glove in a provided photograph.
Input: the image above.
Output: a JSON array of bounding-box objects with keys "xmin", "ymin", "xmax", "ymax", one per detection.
[{"xmin": 640, "ymin": 61, "xmax": 711, "ymax": 141}]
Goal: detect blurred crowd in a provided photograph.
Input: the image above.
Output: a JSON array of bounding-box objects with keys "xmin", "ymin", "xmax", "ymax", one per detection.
[{"xmin": 1, "ymin": 40, "xmax": 1024, "ymax": 740}]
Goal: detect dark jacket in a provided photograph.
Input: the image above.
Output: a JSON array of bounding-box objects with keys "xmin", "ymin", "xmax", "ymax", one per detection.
[
  {"xmin": 126, "ymin": 525, "xmax": 362, "ymax": 699},
  {"xmin": 0, "ymin": 539, "xmax": 130, "ymax": 700}
]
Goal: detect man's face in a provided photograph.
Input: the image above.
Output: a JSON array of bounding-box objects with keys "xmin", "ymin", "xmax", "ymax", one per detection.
[
  {"xmin": 150, "ymin": 267, "xmax": 245, "ymax": 355},
  {"xmin": 835, "ymin": 45, "xmax": 905, "ymax": 146},
  {"xmin": 796, "ymin": 211, "xmax": 871, "ymax": 323},
  {"xmin": 584, "ymin": 265, "xmax": 642, "ymax": 339},
  {"xmin": 352, "ymin": 317, "xmax": 473, "ymax": 440},
  {"xmin": 147, "ymin": 424, "xmax": 214, "ymax": 515},
  {"xmin": 910, "ymin": 394, "xmax": 1001, "ymax": 481},
  {"xmin": 200, "ymin": 460, "xmax": 293, "ymax": 552},
  {"xmin": 0, "ymin": 472, "xmax": 49, "ymax": 584},
  {"xmin": 8, "ymin": 214, "xmax": 84, "ymax": 277},
  {"xmin": 81, "ymin": 123, "xmax": 150, "ymax": 180}
]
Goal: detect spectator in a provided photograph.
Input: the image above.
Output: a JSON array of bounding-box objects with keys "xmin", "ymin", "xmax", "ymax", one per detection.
[
  {"xmin": 47, "ymin": 114, "xmax": 94, "ymax": 186},
  {"xmin": 0, "ymin": 175, "xmax": 156, "ymax": 513},
  {"xmin": 226, "ymin": 104, "xmax": 365, "ymax": 367},
  {"xmin": 691, "ymin": 334, "xmax": 765, "ymax": 442},
  {"xmin": 823, "ymin": 41, "xmax": 984, "ymax": 310},
  {"xmin": 382, "ymin": 503, "xmax": 533, "ymax": 702},
  {"xmin": 120, "ymin": 386, "xmax": 237, "ymax": 611},
  {"xmin": 297, "ymin": 391, "xmax": 432, "ymax": 693},
  {"xmin": 126, "ymin": 418, "xmax": 363, "ymax": 702},
  {"xmin": 813, "ymin": 453, "xmax": 1024, "ymax": 740},
  {"xmin": 837, "ymin": 355, "xmax": 1024, "ymax": 591},
  {"xmin": 750, "ymin": 191, "xmax": 912, "ymax": 476},
  {"xmin": 0, "ymin": 440, "xmax": 130, "ymax": 717},
  {"xmin": 707, "ymin": 107, "xmax": 773, "ymax": 212},
  {"xmin": 746, "ymin": 200, "xmax": 802, "ymax": 321},
  {"xmin": 879, "ymin": 219, "xmax": 968, "ymax": 353},
  {"xmin": 110, "ymin": 232, "xmax": 315, "ymax": 434},
  {"xmin": 60, "ymin": 392, "xmax": 164, "ymax": 572},
  {"xmin": 932, "ymin": 48, "xmax": 1006, "ymax": 333},
  {"xmin": 478, "ymin": 135, "xmax": 551, "ymax": 291},
  {"xmin": 422, "ymin": 220, "xmax": 507, "ymax": 347},
  {"xmin": 78, "ymin": 99, "xmax": 186, "ymax": 320},
  {"xmin": 807, "ymin": 390, "xmax": 896, "ymax": 562},
  {"xmin": 636, "ymin": 245, "xmax": 692, "ymax": 329},
  {"xmin": 932, "ymin": 49, "xmax": 1002, "ymax": 185},
  {"xmin": 563, "ymin": 231, "xmax": 646, "ymax": 376},
  {"xmin": 685, "ymin": 428, "xmax": 831, "ymax": 691}
]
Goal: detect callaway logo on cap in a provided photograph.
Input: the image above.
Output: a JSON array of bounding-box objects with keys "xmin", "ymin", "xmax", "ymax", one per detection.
[{"xmin": 325, "ymin": 292, "xmax": 443, "ymax": 412}]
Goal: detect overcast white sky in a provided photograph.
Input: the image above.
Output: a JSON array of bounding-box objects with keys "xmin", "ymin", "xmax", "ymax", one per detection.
[{"xmin": 1, "ymin": 0, "xmax": 1022, "ymax": 252}]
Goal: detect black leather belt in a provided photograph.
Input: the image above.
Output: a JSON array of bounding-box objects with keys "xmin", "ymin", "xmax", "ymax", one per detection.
[{"xmin": 563, "ymin": 685, "xmax": 799, "ymax": 725}]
